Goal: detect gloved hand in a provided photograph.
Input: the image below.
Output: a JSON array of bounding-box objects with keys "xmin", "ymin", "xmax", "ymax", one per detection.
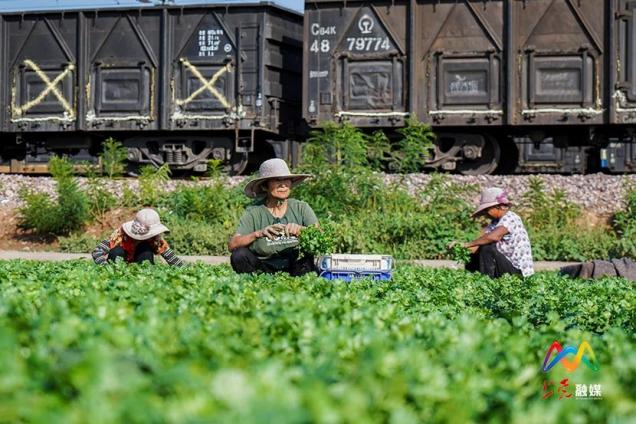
[{"xmin": 261, "ymin": 224, "xmax": 285, "ymax": 240}]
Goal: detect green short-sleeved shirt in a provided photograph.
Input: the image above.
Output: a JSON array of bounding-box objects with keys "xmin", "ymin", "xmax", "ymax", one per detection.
[{"xmin": 236, "ymin": 198, "xmax": 318, "ymax": 269}]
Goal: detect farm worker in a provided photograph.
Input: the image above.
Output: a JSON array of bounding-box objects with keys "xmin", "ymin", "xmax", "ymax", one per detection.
[
  {"xmin": 462, "ymin": 187, "xmax": 534, "ymax": 278},
  {"xmin": 92, "ymin": 208, "xmax": 184, "ymax": 266},
  {"xmin": 229, "ymin": 158, "xmax": 318, "ymax": 275}
]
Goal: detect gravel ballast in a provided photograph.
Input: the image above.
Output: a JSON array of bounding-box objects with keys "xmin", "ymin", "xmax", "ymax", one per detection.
[{"xmin": 0, "ymin": 173, "xmax": 634, "ymax": 215}]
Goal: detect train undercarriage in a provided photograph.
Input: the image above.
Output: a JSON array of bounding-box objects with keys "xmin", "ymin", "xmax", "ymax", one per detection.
[
  {"xmin": 426, "ymin": 127, "xmax": 636, "ymax": 175},
  {"xmin": 0, "ymin": 131, "xmax": 280, "ymax": 175},
  {"xmin": 1, "ymin": 127, "xmax": 635, "ymax": 176}
]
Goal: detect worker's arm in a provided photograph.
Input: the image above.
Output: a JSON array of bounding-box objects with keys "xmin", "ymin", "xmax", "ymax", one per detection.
[
  {"xmin": 228, "ymin": 224, "xmax": 286, "ymax": 251},
  {"xmin": 464, "ymin": 226, "xmax": 508, "ymax": 251},
  {"xmin": 228, "ymin": 230, "xmax": 263, "ymax": 251}
]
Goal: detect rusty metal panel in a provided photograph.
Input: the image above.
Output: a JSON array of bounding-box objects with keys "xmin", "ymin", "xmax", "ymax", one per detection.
[
  {"xmin": 1, "ymin": 3, "xmax": 302, "ymax": 142},
  {"xmin": 529, "ymin": 56, "xmax": 590, "ymax": 104},
  {"xmin": 0, "ymin": 17, "xmax": 3, "ymax": 132},
  {"xmin": 512, "ymin": 0, "xmax": 605, "ymax": 125},
  {"xmin": 166, "ymin": 7, "xmax": 302, "ymax": 134},
  {"xmin": 614, "ymin": 0, "xmax": 636, "ymax": 124},
  {"xmin": 262, "ymin": 10, "xmax": 303, "ymax": 137},
  {"xmin": 418, "ymin": 0, "xmax": 504, "ymax": 126},
  {"xmin": 345, "ymin": 60, "xmax": 403, "ymax": 110},
  {"xmin": 304, "ymin": 1, "xmax": 408, "ymax": 128},
  {"xmin": 85, "ymin": 11, "xmax": 160, "ymax": 131},
  {"xmin": 167, "ymin": 8, "xmax": 238, "ymax": 131},
  {"xmin": 4, "ymin": 13, "xmax": 78, "ymax": 132},
  {"xmin": 439, "ymin": 59, "xmax": 493, "ymax": 106}
]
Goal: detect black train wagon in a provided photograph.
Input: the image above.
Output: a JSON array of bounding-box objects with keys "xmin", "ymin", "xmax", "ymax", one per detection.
[
  {"xmin": 303, "ymin": 0, "xmax": 636, "ymax": 174},
  {"xmin": 0, "ymin": 1, "xmax": 303, "ymax": 173}
]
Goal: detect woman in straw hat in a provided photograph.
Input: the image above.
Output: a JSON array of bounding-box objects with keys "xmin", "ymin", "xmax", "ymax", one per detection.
[
  {"xmin": 92, "ymin": 208, "xmax": 184, "ymax": 266},
  {"xmin": 462, "ymin": 187, "xmax": 534, "ymax": 278},
  {"xmin": 229, "ymin": 158, "xmax": 318, "ymax": 275}
]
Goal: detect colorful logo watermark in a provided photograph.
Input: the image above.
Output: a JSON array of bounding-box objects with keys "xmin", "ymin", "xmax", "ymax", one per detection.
[
  {"xmin": 541, "ymin": 340, "xmax": 602, "ymax": 401},
  {"xmin": 542, "ymin": 340, "xmax": 600, "ymax": 373}
]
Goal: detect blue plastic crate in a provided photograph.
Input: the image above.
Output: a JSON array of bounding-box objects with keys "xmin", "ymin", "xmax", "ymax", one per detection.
[{"xmin": 319, "ymin": 270, "xmax": 392, "ymax": 282}]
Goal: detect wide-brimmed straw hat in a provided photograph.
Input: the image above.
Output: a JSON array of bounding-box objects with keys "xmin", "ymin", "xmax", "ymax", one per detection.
[
  {"xmin": 122, "ymin": 208, "xmax": 170, "ymax": 241},
  {"xmin": 472, "ymin": 187, "xmax": 511, "ymax": 217},
  {"xmin": 244, "ymin": 158, "xmax": 311, "ymax": 198}
]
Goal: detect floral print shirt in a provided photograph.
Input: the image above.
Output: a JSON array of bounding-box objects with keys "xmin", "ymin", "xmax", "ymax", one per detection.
[{"xmin": 485, "ymin": 211, "xmax": 534, "ymax": 277}]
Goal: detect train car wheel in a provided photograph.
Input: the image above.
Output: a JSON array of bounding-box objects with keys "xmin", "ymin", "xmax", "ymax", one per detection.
[
  {"xmin": 456, "ymin": 135, "xmax": 501, "ymax": 175},
  {"xmin": 225, "ymin": 152, "xmax": 249, "ymax": 175}
]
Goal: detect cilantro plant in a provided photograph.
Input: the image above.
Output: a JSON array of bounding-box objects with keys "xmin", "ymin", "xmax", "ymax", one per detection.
[
  {"xmin": 0, "ymin": 261, "xmax": 633, "ymax": 422},
  {"xmin": 298, "ymin": 224, "xmax": 336, "ymax": 258},
  {"xmin": 451, "ymin": 244, "xmax": 472, "ymax": 264}
]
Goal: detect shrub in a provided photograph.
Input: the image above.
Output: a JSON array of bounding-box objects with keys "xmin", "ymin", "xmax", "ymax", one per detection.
[
  {"xmin": 100, "ymin": 137, "xmax": 128, "ymax": 178},
  {"xmin": 302, "ymin": 119, "xmax": 436, "ymax": 173},
  {"xmin": 83, "ymin": 164, "xmax": 116, "ymax": 220},
  {"xmin": 520, "ymin": 176, "xmax": 580, "ymax": 229},
  {"xmin": 17, "ymin": 191, "xmax": 56, "ymax": 234},
  {"xmin": 293, "ymin": 167, "xmax": 383, "ymax": 218},
  {"xmin": 390, "ymin": 117, "xmax": 435, "ymax": 173},
  {"xmin": 519, "ymin": 177, "xmax": 617, "ymax": 261},
  {"xmin": 156, "ymin": 181, "xmax": 250, "ymax": 256},
  {"xmin": 138, "ymin": 164, "xmax": 171, "ymax": 206},
  {"xmin": 18, "ymin": 156, "xmax": 89, "ymax": 235},
  {"xmin": 365, "ymin": 130, "xmax": 392, "ymax": 170},
  {"xmin": 303, "ymin": 122, "xmax": 373, "ymax": 171},
  {"xmin": 530, "ymin": 228, "xmax": 617, "ymax": 262},
  {"xmin": 160, "ymin": 182, "xmax": 248, "ymax": 225},
  {"xmin": 416, "ymin": 173, "xmax": 479, "ymax": 250},
  {"xmin": 162, "ymin": 217, "xmax": 232, "ymax": 256},
  {"xmin": 296, "ymin": 172, "xmax": 478, "ymax": 259},
  {"xmin": 121, "ymin": 186, "xmax": 139, "ymax": 208},
  {"xmin": 611, "ymin": 182, "xmax": 636, "ymax": 258},
  {"xmin": 206, "ymin": 159, "xmax": 225, "ymax": 178}
]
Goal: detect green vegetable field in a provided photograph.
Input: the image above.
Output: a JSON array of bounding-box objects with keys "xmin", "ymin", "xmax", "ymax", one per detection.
[{"xmin": 0, "ymin": 261, "xmax": 634, "ymax": 423}]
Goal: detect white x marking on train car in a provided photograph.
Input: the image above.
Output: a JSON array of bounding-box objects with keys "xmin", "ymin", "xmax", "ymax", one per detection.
[
  {"xmin": 13, "ymin": 60, "xmax": 75, "ymax": 119},
  {"xmin": 176, "ymin": 59, "xmax": 232, "ymax": 109}
]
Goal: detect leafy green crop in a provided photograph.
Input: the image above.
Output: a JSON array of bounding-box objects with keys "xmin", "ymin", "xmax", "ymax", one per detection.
[
  {"xmin": 298, "ymin": 224, "xmax": 336, "ymax": 258},
  {"xmin": 450, "ymin": 244, "xmax": 472, "ymax": 264},
  {"xmin": 0, "ymin": 260, "xmax": 634, "ymax": 422}
]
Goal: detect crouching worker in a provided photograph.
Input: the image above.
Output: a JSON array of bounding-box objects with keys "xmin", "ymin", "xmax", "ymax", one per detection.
[
  {"xmin": 463, "ymin": 188, "xmax": 534, "ymax": 278},
  {"xmin": 229, "ymin": 158, "xmax": 318, "ymax": 276},
  {"xmin": 92, "ymin": 208, "xmax": 184, "ymax": 266}
]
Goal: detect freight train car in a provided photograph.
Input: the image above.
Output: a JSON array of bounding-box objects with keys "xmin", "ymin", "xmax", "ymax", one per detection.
[
  {"xmin": 0, "ymin": 1, "xmax": 303, "ymax": 173},
  {"xmin": 303, "ymin": 0, "xmax": 636, "ymax": 174}
]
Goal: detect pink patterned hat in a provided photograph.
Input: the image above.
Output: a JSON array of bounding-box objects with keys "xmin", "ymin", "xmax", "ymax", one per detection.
[{"xmin": 472, "ymin": 187, "xmax": 511, "ymax": 217}]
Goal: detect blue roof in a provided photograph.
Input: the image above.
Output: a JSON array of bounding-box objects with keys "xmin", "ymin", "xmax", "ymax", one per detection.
[{"xmin": 0, "ymin": 0, "xmax": 303, "ymax": 13}]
